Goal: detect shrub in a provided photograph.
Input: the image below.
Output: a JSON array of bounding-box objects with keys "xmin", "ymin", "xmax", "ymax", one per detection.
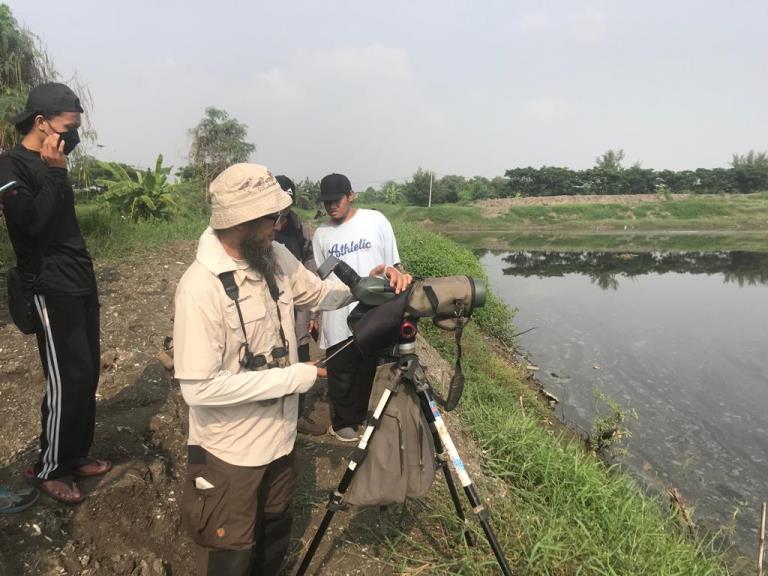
[{"xmin": 98, "ymin": 154, "xmax": 178, "ymax": 221}]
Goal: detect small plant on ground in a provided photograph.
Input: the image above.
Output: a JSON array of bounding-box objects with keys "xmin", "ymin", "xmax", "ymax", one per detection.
[{"xmin": 588, "ymin": 388, "xmax": 638, "ymax": 457}]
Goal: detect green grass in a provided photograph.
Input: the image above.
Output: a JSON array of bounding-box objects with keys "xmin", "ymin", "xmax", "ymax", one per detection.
[
  {"xmin": 362, "ymin": 193, "xmax": 768, "ymax": 237},
  {"xmin": 364, "ymin": 203, "xmax": 490, "ymax": 225},
  {"xmin": 497, "ymin": 193, "xmax": 768, "ymax": 231},
  {"xmin": 76, "ymin": 204, "xmax": 207, "ymax": 259},
  {"xmin": 0, "ymin": 182, "xmax": 209, "ymax": 268},
  {"xmin": 357, "ymin": 193, "xmax": 768, "ymax": 254},
  {"xmin": 382, "ymin": 222, "xmax": 733, "ymax": 575},
  {"xmin": 296, "ymin": 194, "xmax": 768, "ymax": 254}
]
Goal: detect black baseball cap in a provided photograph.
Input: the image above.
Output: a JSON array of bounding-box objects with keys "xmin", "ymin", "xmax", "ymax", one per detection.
[
  {"xmin": 9, "ymin": 82, "xmax": 84, "ymax": 126},
  {"xmin": 320, "ymin": 173, "xmax": 352, "ymax": 202},
  {"xmin": 275, "ymin": 174, "xmax": 296, "ymax": 203}
]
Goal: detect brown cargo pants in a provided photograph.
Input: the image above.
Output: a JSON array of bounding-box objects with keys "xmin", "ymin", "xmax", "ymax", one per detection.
[{"xmin": 182, "ymin": 445, "xmax": 296, "ymax": 576}]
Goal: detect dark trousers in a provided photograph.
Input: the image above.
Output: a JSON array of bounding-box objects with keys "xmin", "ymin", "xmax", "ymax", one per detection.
[
  {"xmin": 183, "ymin": 446, "xmax": 296, "ymax": 576},
  {"xmin": 297, "ymin": 343, "xmax": 310, "ymax": 416},
  {"xmin": 297, "ymin": 343, "xmax": 310, "ymax": 363},
  {"xmin": 326, "ymin": 337, "xmax": 377, "ymax": 431},
  {"xmin": 31, "ymin": 291, "xmax": 100, "ymax": 480}
]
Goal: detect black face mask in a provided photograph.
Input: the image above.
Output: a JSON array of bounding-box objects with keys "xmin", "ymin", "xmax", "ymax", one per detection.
[{"xmin": 57, "ymin": 128, "xmax": 80, "ymax": 155}]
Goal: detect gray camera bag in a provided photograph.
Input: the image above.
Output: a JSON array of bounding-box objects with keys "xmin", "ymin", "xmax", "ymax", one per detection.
[{"xmin": 345, "ymin": 361, "xmax": 437, "ymax": 507}]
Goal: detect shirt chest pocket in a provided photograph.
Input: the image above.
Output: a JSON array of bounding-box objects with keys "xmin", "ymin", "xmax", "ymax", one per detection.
[{"xmin": 224, "ymin": 296, "xmax": 268, "ymax": 354}]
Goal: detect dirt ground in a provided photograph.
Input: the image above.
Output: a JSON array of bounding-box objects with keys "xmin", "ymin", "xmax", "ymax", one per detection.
[
  {"xmin": 474, "ymin": 194, "xmax": 690, "ymax": 218},
  {"xmin": 0, "ymin": 241, "xmax": 497, "ymax": 576}
]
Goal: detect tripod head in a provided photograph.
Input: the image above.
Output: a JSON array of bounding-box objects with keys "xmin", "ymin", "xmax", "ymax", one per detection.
[{"xmin": 395, "ymin": 318, "xmax": 418, "ymax": 357}]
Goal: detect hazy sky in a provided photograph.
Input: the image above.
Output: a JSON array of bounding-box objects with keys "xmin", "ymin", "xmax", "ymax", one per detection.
[{"xmin": 8, "ymin": 0, "xmax": 767, "ymax": 187}]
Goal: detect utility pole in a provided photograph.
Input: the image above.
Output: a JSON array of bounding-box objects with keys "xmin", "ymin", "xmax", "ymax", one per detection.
[{"xmin": 428, "ymin": 171, "xmax": 433, "ymax": 208}]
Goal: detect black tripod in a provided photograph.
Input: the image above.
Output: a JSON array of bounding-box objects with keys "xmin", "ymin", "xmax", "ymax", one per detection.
[{"xmin": 296, "ymin": 319, "xmax": 513, "ymax": 575}]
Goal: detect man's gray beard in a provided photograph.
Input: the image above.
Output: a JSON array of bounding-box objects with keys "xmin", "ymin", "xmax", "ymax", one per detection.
[{"xmin": 242, "ymin": 237, "xmax": 278, "ymax": 291}]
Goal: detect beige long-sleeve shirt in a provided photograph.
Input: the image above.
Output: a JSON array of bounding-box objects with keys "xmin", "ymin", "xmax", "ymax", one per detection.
[{"xmin": 174, "ymin": 227, "xmax": 353, "ymax": 466}]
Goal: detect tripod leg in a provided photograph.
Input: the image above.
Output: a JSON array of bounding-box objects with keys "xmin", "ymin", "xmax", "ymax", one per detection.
[
  {"xmin": 296, "ymin": 386, "xmax": 397, "ymax": 575},
  {"xmin": 418, "ymin": 388, "xmax": 514, "ymax": 576},
  {"xmin": 419, "ymin": 396, "xmax": 475, "ymax": 547}
]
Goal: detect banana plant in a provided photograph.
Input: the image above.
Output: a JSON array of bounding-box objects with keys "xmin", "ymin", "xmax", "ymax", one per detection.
[{"xmin": 97, "ymin": 154, "xmax": 178, "ymax": 221}]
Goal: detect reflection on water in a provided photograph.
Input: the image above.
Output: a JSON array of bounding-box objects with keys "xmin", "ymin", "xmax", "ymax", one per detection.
[
  {"xmin": 482, "ymin": 249, "xmax": 768, "ymax": 556},
  {"xmin": 500, "ymin": 250, "xmax": 768, "ymax": 289}
]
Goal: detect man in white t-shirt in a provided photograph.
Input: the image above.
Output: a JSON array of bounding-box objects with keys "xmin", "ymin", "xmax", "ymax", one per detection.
[{"xmin": 312, "ymin": 173, "xmax": 410, "ymax": 441}]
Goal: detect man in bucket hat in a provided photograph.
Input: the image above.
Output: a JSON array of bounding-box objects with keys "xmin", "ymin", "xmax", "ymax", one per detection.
[
  {"xmin": 0, "ymin": 82, "xmax": 111, "ymax": 506},
  {"xmin": 173, "ymin": 163, "xmax": 411, "ymax": 575}
]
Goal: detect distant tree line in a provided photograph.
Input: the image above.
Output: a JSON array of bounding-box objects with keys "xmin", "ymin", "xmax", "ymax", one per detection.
[
  {"xmin": 358, "ymin": 168, "xmax": 510, "ymax": 205},
  {"xmin": 356, "ymin": 149, "xmax": 768, "ymax": 206},
  {"xmin": 502, "ymin": 149, "xmax": 768, "ymax": 198}
]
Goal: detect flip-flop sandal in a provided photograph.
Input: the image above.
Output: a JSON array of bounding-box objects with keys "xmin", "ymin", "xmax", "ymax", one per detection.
[
  {"xmin": 38, "ymin": 478, "xmax": 85, "ymax": 505},
  {"xmin": 0, "ymin": 486, "xmax": 39, "ymax": 514},
  {"xmin": 74, "ymin": 458, "xmax": 112, "ymax": 478},
  {"xmin": 26, "ymin": 459, "xmax": 113, "ymax": 480}
]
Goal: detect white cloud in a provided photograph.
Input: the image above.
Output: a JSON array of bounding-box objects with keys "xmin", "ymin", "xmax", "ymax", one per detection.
[
  {"xmin": 520, "ymin": 12, "xmax": 553, "ymax": 33},
  {"xmin": 568, "ymin": 9, "xmax": 608, "ymax": 42},
  {"xmin": 525, "ymin": 97, "xmax": 570, "ymax": 123},
  {"xmin": 252, "ymin": 68, "xmax": 304, "ymax": 113},
  {"xmin": 519, "ymin": 8, "xmax": 608, "ymax": 42},
  {"xmin": 235, "ymin": 44, "xmax": 444, "ymax": 179},
  {"xmin": 248, "ymin": 44, "xmax": 426, "ymax": 116}
]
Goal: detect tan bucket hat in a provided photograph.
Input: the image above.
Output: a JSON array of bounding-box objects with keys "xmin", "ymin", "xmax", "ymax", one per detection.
[{"xmin": 209, "ymin": 163, "xmax": 292, "ymax": 230}]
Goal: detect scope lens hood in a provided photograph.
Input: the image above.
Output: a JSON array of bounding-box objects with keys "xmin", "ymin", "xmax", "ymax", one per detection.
[{"xmin": 470, "ymin": 277, "xmax": 486, "ymax": 310}]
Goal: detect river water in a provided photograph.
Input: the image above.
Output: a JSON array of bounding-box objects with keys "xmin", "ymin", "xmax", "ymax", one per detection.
[{"xmin": 480, "ymin": 249, "xmax": 768, "ymax": 552}]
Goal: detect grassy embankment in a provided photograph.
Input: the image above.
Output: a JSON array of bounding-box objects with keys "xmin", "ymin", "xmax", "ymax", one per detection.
[
  {"xmin": 370, "ymin": 192, "xmax": 768, "ymax": 232},
  {"xmin": 367, "ymin": 193, "xmax": 768, "ymax": 253},
  {"xmin": 3, "ymin": 190, "xmax": 766, "ymax": 264}
]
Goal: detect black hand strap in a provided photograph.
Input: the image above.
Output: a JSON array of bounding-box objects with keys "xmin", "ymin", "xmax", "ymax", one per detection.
[{"xmin": 445, "ymin": 318, "xmax": 466, "ymax": 411}]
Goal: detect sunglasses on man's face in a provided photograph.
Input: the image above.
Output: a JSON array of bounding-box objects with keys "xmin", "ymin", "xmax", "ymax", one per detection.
[{"xmin": 264, "ymin": 210, "xmax": 285, "ymax": 225}]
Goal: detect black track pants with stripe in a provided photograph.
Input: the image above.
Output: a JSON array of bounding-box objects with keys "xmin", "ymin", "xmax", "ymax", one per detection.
[{"xmin": 32, "ymin": 291, "xmax": 100, "ymax": 480}]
